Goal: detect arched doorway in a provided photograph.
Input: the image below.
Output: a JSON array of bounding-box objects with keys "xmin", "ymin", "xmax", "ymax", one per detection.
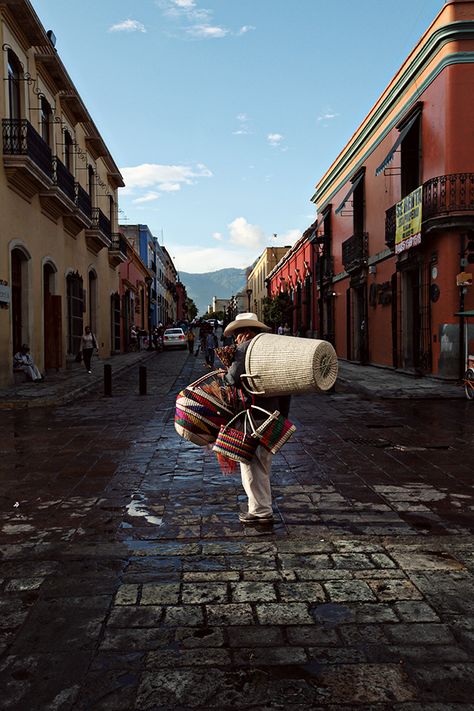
[
  {"xmin": 43, "ymin": 262, "xmax": 62, "ymax": 369},
  {"xmin": 11, "ymin": 248, "xmax": 29, "ymax": 354},
  {"xmin": 88, "ymin": 270, "xmax": 97, "ymax": 333},
  {"xmin": 66, "ymin": 272, "xmax": 83, "ymax": 356},
  {"xmin": 111, "ymin": 293, "xmax": 121, "ymax": 353}
]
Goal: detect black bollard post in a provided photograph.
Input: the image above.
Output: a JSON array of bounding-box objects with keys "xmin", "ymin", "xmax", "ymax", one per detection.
[
  {"xmin": 139, "ymin": 365, "xmax": 147, "ymax": 395},
  {"xmin": 104, "ymin": 364, "xmax": 112, "ymax": 397}
]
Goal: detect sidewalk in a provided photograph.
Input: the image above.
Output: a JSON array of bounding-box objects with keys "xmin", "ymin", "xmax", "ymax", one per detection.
[
  {"xmin": 337, "ymin": 360, "xmax": 464, "ymax": 399},
  {"xmin": 0, "ymin": 349, "xmax": 157, "ymax": 410}
]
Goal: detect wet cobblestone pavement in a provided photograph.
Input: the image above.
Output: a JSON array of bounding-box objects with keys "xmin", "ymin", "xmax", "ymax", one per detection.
[{"xmin": 0, "ymin": 352, "xmax": 473, "ymax": 710}]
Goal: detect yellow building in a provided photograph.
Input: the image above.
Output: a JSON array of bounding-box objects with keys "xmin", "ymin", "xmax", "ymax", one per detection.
[
  {"xmin": 246, "ymin": 247, "xmax": 291, "ymax": 319},
  {"xmin": 0, "ymin": 0, "xmax": 125, "ymax": 386}
]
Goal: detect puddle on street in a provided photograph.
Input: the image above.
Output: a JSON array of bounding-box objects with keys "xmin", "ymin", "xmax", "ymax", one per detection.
[{"xmin": 125, "ymin": 494, "xmax": 164, "ymax": 526}]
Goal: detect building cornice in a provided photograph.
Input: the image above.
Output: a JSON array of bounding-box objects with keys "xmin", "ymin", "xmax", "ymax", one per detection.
[{"xmin": 312, "ymin": 21, "xmax": 474, "ymax": 207}]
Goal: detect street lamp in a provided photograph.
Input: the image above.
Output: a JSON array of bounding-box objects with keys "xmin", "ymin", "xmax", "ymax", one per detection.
[{"xmin": 246, "ymin": 288, "xmax": 252, "ymax": 311}]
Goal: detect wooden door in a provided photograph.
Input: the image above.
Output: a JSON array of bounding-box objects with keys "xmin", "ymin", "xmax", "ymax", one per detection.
[{"xmin": 44, "ymin": 295, "xmax": 62, "ymax": 369}]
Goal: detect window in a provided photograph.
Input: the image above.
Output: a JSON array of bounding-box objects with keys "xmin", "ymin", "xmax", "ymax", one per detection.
[
  {"xmin": 7, "ymin": 50, "xmax": 21, "ymax": 119},
  {"xmin": 401, "ymin": 112, "xmax": 421, "ymax": 198},
  {"xmin": 352, "ymin": 169, "xmax": 365, "ymax": 235},
  {"xmin": 88, "ymin": 164, "xmax": 95, "ymax": 202},
  {"xmin": 64, "ymin": 130, "xmax": 73, "ymax": 172},
  {"xmin": 40, "ymin": 97, "xmax": 52, "ymax": 145}
]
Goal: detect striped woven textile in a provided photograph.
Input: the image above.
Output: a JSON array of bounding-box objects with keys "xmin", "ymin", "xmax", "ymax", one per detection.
[
  {"xmin": 174, "ymin": 387, "xmax": 233, "ymax": 446},
  {"xmin": 212, "ymin": 425, "xmax": 259, "ymax": 463},
  {"xmin": 258, "ymin": 416, "xmax": 296, "ymax": 454}
]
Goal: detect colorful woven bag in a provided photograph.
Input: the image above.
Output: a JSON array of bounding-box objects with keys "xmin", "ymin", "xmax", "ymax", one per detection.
[
  {"xmin": 174, "ymin": 370, "xmax": 234, "ymax": 446},
  {"xmin": 212, "ymin": 411, "xmax": 260, "ymax": 463},
  {"xmin": 247, "ymin": 405, "xmax": 296, "ymax": 454}
]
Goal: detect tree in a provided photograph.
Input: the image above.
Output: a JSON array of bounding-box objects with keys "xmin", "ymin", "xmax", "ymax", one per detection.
[
  {"xmin": 185, "ymin": 297, "xmax": 198, "ymax": 321},
  {"xmin": 262, "ymin": 292, "xmax": 293, "ymax": 330}
]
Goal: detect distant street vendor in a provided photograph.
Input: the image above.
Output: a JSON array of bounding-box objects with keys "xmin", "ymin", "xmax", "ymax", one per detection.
[{"xmin": 223, "ymin": 312, "xmax": 290, "ymax": 525}]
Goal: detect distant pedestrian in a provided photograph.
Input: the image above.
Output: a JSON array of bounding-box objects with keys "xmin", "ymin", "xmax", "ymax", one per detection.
[
  {"xmin": 13, "ymin": 344, "xmax": 43, "ymax": 382},
  {"xmin": 187, "ymin": 329, "xmax": 195, "ymax": 354},
  {"xmin": 283, "ymin": 322, "xmax": 291, "ymax": 336},
  {"xmin": 277, "ymin": 324, "xmax": 284, "ymax": 335},
  {"xmin": 130, "ymin": 325, "xmax": 138, "ymax": 352},
  {"xmin": 206, "ymin": 331, "xmax": 217, "ymax": 367},
  {"xmin": 80, "ymin": 326, "xmax": 98, "ymax": 374}
]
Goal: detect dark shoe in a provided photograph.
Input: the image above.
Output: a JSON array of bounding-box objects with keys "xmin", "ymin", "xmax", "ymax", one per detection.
[{"xmin": 239, "ymin": 512, "xmax": 274, "ymax": 524}]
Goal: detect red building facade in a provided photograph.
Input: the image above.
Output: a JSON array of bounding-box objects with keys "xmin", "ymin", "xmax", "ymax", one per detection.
[{"xmin": 269, "ymin": 0, "xmax": 474, "ymax": 378}]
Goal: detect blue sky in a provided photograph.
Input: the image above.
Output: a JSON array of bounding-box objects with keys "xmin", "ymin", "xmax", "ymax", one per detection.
[{"xmin": 33, "ymin": 0, "xmax": 443, "ymax": 273}]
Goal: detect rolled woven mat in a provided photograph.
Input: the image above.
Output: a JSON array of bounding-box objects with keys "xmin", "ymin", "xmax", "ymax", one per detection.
[{"xmin": 242, "ymin": 333, "xmax": 338, "ymax": 396}]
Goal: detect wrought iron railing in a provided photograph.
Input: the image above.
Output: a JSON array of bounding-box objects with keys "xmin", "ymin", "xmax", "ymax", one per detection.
[
  {"xmin": 150, "ymin": 261, "xmax": 157, "ymax": 273},
  {"xmin": 110, "ymin": 233, "xmax": 128, "ymax": 256},
  {"xmin": 342, "ymin": 232, "xmax": 368, "ymax": 272},
  {"xmin": 2, "ymin": 118, "xmax": 53, "ymax": 179},
  {"xmin": 385, "ymin": 173, "xmax": 474, "ymax": 250},
  {"xmin": 53, "ymin": 157, "xmax": 75, "ymax": 202},
  {"xmin": 91, "ymin": 208, "xmax": 112, "ymax": 239},
  {"xmin": 423, "ymin": 173, "xmax": 474, "ymax": 219},
  {"xmin": 75, "ymin": 183, "xmax": 92, "ymax": 218}
]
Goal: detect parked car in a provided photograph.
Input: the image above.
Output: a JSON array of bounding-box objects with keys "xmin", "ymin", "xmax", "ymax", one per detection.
[{"xmin": 163, "ymin": 328, "xmax": 187, "ymax": 350}]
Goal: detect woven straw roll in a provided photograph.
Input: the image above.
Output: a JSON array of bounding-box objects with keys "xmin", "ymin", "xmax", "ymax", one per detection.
[{"xmin": 242, "ymin": 333, "xmax": 338, "ymax": 396}]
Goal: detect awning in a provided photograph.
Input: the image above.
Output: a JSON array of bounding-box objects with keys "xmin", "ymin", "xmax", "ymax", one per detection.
[
  {"xmin": 335, "ymin": 170, "xmax": 365, "ymax": 215},
  {"xmin": 375, "ymin": 109, "xmax": 421, "ymax": 176}
]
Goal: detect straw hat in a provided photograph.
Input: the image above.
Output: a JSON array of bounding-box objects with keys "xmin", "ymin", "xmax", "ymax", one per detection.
[{"xmin": 224, "ymin": 312, "xmax": 271, "ymax": 337}]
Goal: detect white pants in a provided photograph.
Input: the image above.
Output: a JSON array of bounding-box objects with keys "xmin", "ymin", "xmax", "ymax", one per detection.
[
  {"xmin": 21, "ymin": 364, "xmax": 42, "ymax": 381},
  {"xmin": 239, "ymin": 446, "xmax": 273, "ymax": 516}
]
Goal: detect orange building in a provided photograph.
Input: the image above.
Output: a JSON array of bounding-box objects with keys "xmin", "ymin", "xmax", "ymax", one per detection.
[
  {"xmin": 307, "ymin": 0, "xmax": 474, "ymax": 379},
  {"xmin": 118, "ymin": 235, "xmax": 152, "ymax": 351}
]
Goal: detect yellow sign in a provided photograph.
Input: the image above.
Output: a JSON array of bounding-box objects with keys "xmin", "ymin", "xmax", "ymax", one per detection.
[
  {"xmin": 395, "ymin": 186, "xmax": 422, "ymax": 254},
  {"xmin": 456, "ymin": 272, "xmax": 473, "ymax": 286}
]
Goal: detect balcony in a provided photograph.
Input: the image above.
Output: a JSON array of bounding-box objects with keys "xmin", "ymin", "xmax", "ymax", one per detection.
[
  {"xmin": 2, "ymin": 118, "xmax": 53, "ymax": 199},
  {"xmin": 61, "ymin": 181, "xmax": 92, "ymax": 237},
  {"xmin": 85, "ymin": 208, "xmax": 112, "ymax": 254},
  {"xmin": 385, "ymin": 173, "xmax": 474, "ymax": 250},
  {"xmin": 39, "ymin": 157, "xmax": 77, "ymax": 223},
  {"xmin": 108, "ymin": 233, "xmax": 128, "ymax": 268},
  {"xmin": 342, "ymin": 232, "xmax": 368, "ymax": 273}
]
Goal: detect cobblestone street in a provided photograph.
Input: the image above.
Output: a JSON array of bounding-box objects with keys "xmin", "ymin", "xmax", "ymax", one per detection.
[{"xmin": 1, "ymin": 352, "xmax": 473, "ymax": 710}]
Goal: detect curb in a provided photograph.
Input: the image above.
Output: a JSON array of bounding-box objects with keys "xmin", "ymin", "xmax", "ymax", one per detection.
[
  {"xmin": 336, "ymin": 374, "xmax": 465, "ymax": 400},
  {"xmin": 0, "ymin": 351, "xmax": 157, "ymax": 411}
]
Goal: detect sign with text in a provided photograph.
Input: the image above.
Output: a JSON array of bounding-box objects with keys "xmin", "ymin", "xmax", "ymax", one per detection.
[{"xmin": 395, "ymin": 186, "xmax": 422, "ymax": 254}]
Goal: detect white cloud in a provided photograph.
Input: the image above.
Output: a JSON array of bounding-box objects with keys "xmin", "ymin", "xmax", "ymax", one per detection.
[
  {"xmin": 120, "ymin": 163, "xmax": 213, "ymax": 197},
  {"xmin": 158, "ymin": 1, "xmax": 253, "ymax": 39},
  {"xmin": 133, "ymin": 192, "xmax": 161, "ymax": 204},
  {"xmin": 173, "ymin": 246, "xmax": 252, "ymax": 273},
  {"xmin": 228, "ymin": 217, "xmax": 265, "ymax": 249},
  {"xmin": 267, "ymin": 133, "xmax": 284, "ymax": 147},
  {"xmin": 187, "ymin": 24, "xmax": 229, "ymax": 38},
  {"xmin": 317, "ymin": 111, "xmax": 339, "ymax": 122},
  {"xmin": 237, "ymin": 113, "xmax": 249, "ymax": 122},
  {"xmin": 172, "ymin": 224, "xmax": 300, "ymax": 273},
  {"xmin": 238, "ymin": 25, "xmax": 256, "ymax": 35},
  {"xmin": 233, "ymin": 128, "xmax": 251, "ymax": 136},
  {"xmin": 109, "ymin": 19, "xmax": 146, "ymax": 33}
]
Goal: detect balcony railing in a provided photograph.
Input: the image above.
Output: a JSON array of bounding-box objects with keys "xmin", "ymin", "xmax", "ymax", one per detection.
[
  {"xmin": 385, "ymin": 173, "xmax": 474, "ymax": 250},
  {"xmin": 2, "ymin": 118, "xmax": 53, "ymax": 179},
  {"xmin": 53, "ymin": 157, "xmax": 75, "ymax": 202},
  {"xmin": 342, "ymin": 232, "xmax": 368, "ymax": 272},
  {"xmin": 150, "ymin": 261, "xmax": 157, "ymax": 273},
  {"xmin": 423, "ymin": 173, "xmax": 474, "ymax": 219},
  {"xmin": 110, "ymin": 233, "xmax": 128, "ymax": 256},
  {"xmin": 91, "ymin": 208, "xmax": 112, "ymax": 239},
  {"xmin": 75, "ymin": 183, "xmax": 92, "ymax": 218}
]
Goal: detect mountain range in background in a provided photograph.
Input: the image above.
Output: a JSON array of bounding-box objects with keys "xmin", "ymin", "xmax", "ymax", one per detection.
[{"xmin": 180, "ymin": 268, "xmax": 247, "ymax": 315}]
